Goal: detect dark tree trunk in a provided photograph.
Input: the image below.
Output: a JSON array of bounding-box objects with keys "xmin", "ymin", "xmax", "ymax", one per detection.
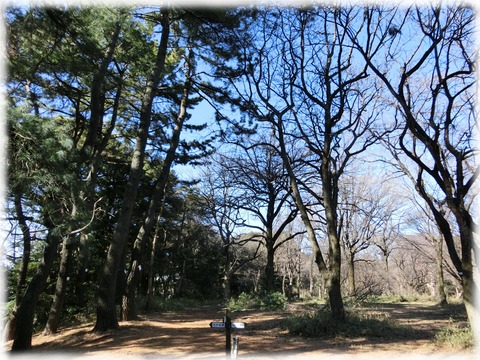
[
  {"xmin": 456, "ymin": 217, "xmax": 478, "ymax": 337},
  {"xmin": 435, "ymin": 237, "xmax": 448, "ymax": 306},
  {"xmin": 264, "ymin": 243, "xmax": 275, "ymax": 292},
  {"xmin": 416, "ymin": 178, "xmax": 478, "ymax": 332},
  {"xmin": 122, "ymin": 229, "xmax": 146, "ymax": 321},
  {"xmin": 4, "ymin": 193, "xmax": 32, "ymax": 342},
  {"xmin": 309, "ymin": 256, "xmax": 315, "ymax": 297},
  {"xmin": 222, "ymin": 238, "xmax": 233, "ymax": 302},
  {"xmin": 145, "ymin": 217, "xmax": 164, "ymax": 311},
  {"xmin": 347, "ymin": 254, "xmax": 356, "ymax": 296},
  {"xmin": 11, "ymin": 229, "xmax": 62, "ymax": 351},
  {"xmin": 462, "ymin": 269, "xmax": 478, "ymax": 337},
  {"xmin": 175, "ymin": 259, "xmax": 187, "ymax": 297},
  {"xmin": 93, "ymin": 10, "xmax": 170, "ymax": 332},
  {"xmin": 223, "ymin": 271, "xmax": 231, "ymax": 302},
  {"xmin": 122, "ymin": 259, "xmax": 140, "ymax": 321},
  {"xmin": 75, "ymin": 232, "xmax": 90, "ymax": 305},
  {"xmin": 322, "ymin": 153, "xmax": 345, "ymax": 321},
  {"xmin": 327, "ymin": 245, "xmax": 345, "ymax": 321},
  {"xmin": 43, "ymin": 238, "xmax": 74, "ymax": 334},
  {"xmin": 13, "ymin": 193, "xmax": 31, "ymax": 307}
]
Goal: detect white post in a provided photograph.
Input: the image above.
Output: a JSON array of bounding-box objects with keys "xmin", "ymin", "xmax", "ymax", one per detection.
[{"xmin": 232, "ymin": 335, "xmax": 239, "ymax": 359}]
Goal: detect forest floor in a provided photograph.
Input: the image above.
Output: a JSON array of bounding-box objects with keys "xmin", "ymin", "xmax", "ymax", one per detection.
[{"xmin": 4, "ymin": 301, "xmax": 477, "ymax": 360}]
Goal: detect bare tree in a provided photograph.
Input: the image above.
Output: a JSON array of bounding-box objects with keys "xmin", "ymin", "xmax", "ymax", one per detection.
[
  {"xmin": 338, "ymin": 174, "xmax": 394, "ymax": 296},
  {"xmin": 206, "ymin": 9, "xmax": 329, "ymax": 304},
  {"xmin": 212, "ymin": 7, "xmax": 382, "ymax": 320},
  {"xmin": 348, "ymin": 5, "xmax": 478, "ymax": 332},
  {"xmin": 225, "ymin": 140, "xmax": 300, "ymax": 292},
  {"xmin": 200, "ymin": 154, "xmax": 262, "ymax": 300},
  {"xmin": 407, "ymin": 197, "xmax": 461, "ymax": 306},
  {"xmin": 283, "ymin": 7, "xmax": 380, "ymax": 320},
  {"xmin": 276, "ymin": 228, "xmax": 303, "ymax": 299},
  {"xmin": 393, "ymin": 236, "xmax": 434, "ymax": 295}
]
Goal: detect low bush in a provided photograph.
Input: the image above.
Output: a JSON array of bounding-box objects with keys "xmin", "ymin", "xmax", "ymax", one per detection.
[
  {"xmin": 227, "ymin": 291, "xmax": 287, "ymax": 311},
  {"xmin": 227, "ymin": 292, "xmax": 261, "ymax": 311},
  {"xmin": 356, "ymin": 294, "xmax": 437, "ymax": 304},
  {"xmin": 435, "ymin": 324, "xmax": 474, "ymax": 349},
  {"xmin": 141, "ymin": 296, "xmax": 208, "ymax": 312},
  {"xmin": 262, "ymin": 292, "xmax": 287, "ymax": 310},
  {"xmin": 285, "ymin": 308, "xmax": 406, "ymax": 339}
]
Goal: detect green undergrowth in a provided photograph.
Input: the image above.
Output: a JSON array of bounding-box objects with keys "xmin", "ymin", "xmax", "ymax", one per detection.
[
  {"xmin": 140, "ymin": 296, "xmax": 214, "ymax": 312},
  {"xmin": 285, "ymin": 300, "xmax": 473, "ymax": 350},
  {"xmin": 434, "ymin": 323, "xmax": 474, "ymax": 349},
  {"xmin": 284, "ymin": 308, "xmax": 410, "ymax": 339},
  {"xmin": 227, "ymin": 292, "xmax": 287, "ymax": 311}
]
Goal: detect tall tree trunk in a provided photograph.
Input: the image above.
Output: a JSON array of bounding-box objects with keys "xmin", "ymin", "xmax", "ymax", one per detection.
[
  {"xmin": 223, "ymin": 273, "xmax": 232, "ymax": 302},
  {"xmin": 175, "ymin": 259, "xmax": 187, "ymax": 297},
  {"xmin": 264, "ymin": 243, "xmax": 275, "ymax": 292},
  {"xmin": 13, "ymin": 193, "xmax": 31, "ymax": 306},
  {"xmin": 121, "ymin": 264, "xmax": 138, "ymax": 321},
  {"xmin": 274, "ymin": 113, "xmax": 327, "ymax": 276},
  {"xmin": 122, "ymin": 224, "xmax": 149, "ymax": 320},
  {"xmin": 11, "ymin": 228, "xmax": 62, "ymax": 351},
  {"xmin": 40, "ymin": 193, "xmax": 82, "ymax": 337},
  {"xmin": 265, "ymin": 251, "xmax": 275, "ymax": 292},
  {"xmin": 264, "ymin": 221, "xmax": 275, "ymax": 292},
  {"xmin": 384, "ymin": 251, "xmax": 390, "ymax": 273},
  {"xmin": 462, "ymin": 271, "xmax": 478, "ymax": 337},
  {"xmin": 326, "ymin": 233, "xmax": 345, "ymax": 321},
  {"xmin": 174, "ymin": 210, "xmax": 188, "ymax": 298},
  {"xmin": 4, "ymin": 193, "xmax": 32, "ymax": 341},
  {"xmin": 347, "ymin": 254, "xmax": 356, "ymax": 296},
  {"xmin": 416, "ymin": 178, "xmax": 477, "ymax": 334},
  {"xmin": 43, "ymin": 237, "xmax": 74, "ymax": 335},
  {"xmin": 309, "ymin": 256, "xmax": 315, "ymax": 297},
  {"xmin": 457, "ymin": 219, "xmax": 478, "ymax": 338},
  {"xmin": 322, "ymin": 151, "xmax": 345, "ymax": 321},
  {"xmin": 75, "ymin": 232, "xmax": 90, "ymax": 305},
  {"xmin": 122, "ymin": 48, "xmax": 193, "ymax": 320},
  {"xmin": 94, "ymin": 10, "xmax": 170, "ymax": 332},
  {"xmin": 435, "ymin": 236, "xmax": 447, "ymax": 306},
  {"xmin": 145, "ymin": 215, "xmax": 165, "ymax": 311},
  {"xmin": 223, "ymin": 243, "xmax": 232, "ymax": 301}
]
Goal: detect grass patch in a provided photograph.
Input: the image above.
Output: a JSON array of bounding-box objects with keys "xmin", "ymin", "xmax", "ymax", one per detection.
[
  {"xmin": 140, "ymin": 296, "xmax": 212, "ymax": 312},
  {"xmin": 227, "ymin": 292, "xmax": 287, "ymax": 311},
  {"xmin": 285, "ymin": 308, "xmax": 408, "ymax": 339},
  {"xmin": 301, "ymin": 296, "xmax": 327, "ymax": 307},
  {"xmin": 435, "ymin": 324, "xmax": 474, "ymax": 349},
  {"xmin": 354, "ymin": 294, "xmax": 436, "ymax": 305}
]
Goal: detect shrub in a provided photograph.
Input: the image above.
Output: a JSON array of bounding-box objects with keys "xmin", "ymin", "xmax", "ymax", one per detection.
[
  {"xmin": 435, "ymin": 325, "xmax": 474, "ymax": 349},
  {"xmin": 141, "ymin": 296, "xmax": 208, "ymax": 312},
  {"xmin": 285, "ymin": 309, "xmax": 406, "ymax": 338},
  {"xmin": 262, "ymin": 292, "xmax": 287, "ymax": 310},
  {"xmin": 227, "ymin": 291, "xmax": 287, "ymax": 311},
  {"xmin": 227, "ymin": 292, "xmax": 261, "ymax": 311}
]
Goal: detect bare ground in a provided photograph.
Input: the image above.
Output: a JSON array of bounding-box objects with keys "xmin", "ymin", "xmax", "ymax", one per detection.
[{"xmin": 4, "ymin": 301, "xmax": 477, "ymax": 360}]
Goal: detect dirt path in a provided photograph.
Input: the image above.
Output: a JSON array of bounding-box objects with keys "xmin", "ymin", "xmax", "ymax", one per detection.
[{"xmin": 5, "ymin": 302, "xmax": 477, "ymax": 359}]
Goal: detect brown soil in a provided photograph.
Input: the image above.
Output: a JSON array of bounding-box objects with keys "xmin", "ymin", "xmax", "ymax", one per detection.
[{"xmin": 4, "ymin": 301, "xmax": 477, "ymax": 359}]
